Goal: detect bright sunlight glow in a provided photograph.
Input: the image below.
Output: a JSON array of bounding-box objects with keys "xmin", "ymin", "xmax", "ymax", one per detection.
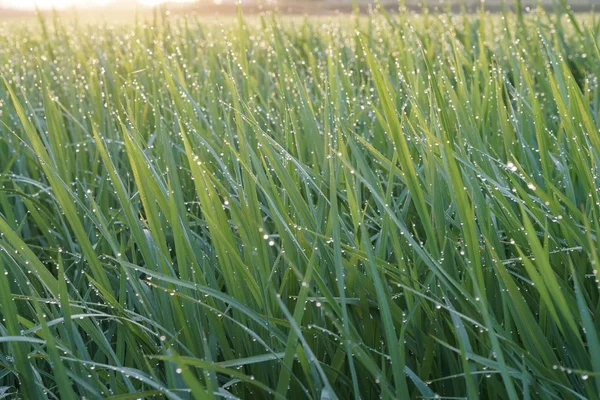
[{"xmin": 0, "ymin": 0, "xmax": 198, "ymax": 10}]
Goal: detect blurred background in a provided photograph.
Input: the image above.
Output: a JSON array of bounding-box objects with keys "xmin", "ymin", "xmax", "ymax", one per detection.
[{"xmin": 0, "ymin": 0, "xmax": 598, "ymax": 18}]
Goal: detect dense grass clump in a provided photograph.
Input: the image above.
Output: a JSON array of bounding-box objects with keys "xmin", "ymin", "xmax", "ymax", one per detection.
[{"xmin": 0, "ymin": 6, "xmax": 599, "ymax": 399}]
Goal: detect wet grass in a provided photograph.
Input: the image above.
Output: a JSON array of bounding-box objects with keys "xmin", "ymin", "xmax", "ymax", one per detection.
[{"xmin": 0, "ymin": 6, "xmax": 599, "ymax": 400}]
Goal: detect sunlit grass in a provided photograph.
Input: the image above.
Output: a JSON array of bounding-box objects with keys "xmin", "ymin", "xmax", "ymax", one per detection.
[{"xmin": 0, "ymin": 6, "xmax": 599, "ymax": 399}]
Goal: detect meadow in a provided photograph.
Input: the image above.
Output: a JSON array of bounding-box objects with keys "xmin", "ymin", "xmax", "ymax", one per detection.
[{"xmin": 0, "ymin": 5, "xmax": 599, "ymax": 399}]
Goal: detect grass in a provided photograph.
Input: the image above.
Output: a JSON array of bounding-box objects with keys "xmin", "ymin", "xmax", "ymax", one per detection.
[{"xmin": 0, "ymin": 4, "xmax": 599, "ymax": 399}]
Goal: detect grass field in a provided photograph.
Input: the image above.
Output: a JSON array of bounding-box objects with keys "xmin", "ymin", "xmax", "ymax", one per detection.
[{"xmin": 0, "ymin": 5, "xmax": 599, "ymax": 399}]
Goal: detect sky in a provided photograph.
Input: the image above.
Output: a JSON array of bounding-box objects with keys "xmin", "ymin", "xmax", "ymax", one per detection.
[{"xmin": 0, "ymin": 0, "xmax": 197, "ymax": 10}]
